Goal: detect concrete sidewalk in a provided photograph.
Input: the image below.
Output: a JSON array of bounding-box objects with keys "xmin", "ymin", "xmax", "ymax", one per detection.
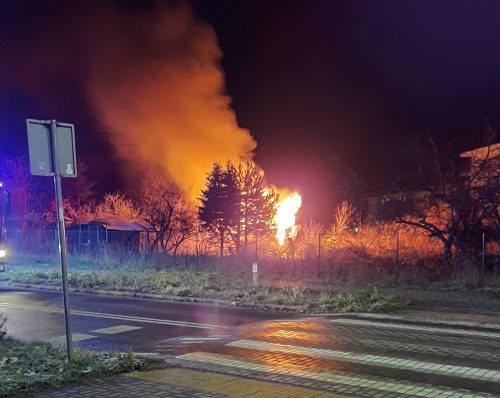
[{"xmin": 33, "ymin": 368, "xmax": 346, "ymax": 398}]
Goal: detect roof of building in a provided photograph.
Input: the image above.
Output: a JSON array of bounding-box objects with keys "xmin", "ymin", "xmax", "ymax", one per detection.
[
  {"xmin": 460, "ymin": 143, "xmax": 500, "ymax": 159},
  {"xmin": 67, "ymin": 220, "xmax": 152, "ymax": 232}
]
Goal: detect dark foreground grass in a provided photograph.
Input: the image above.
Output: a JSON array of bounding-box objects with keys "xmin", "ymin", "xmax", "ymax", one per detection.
[{"xmin": 0, "ymin": 338, "xmax": 160, "ymax": 397}]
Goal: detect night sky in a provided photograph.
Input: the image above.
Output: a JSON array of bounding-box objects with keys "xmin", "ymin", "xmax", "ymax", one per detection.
[{"xmin": 1, "ymin": 0, "xmax": 500, "ymax": 222}]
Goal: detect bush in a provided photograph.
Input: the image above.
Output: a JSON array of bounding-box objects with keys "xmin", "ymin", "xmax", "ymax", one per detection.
[{"xmin": 319, "ymin": 289, "xmax": 401, "ymax": 313}]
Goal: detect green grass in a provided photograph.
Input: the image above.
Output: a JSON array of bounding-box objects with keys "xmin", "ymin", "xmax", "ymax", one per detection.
[
  {"xmin": 319, "ymin": 288, "xmax": 402, "ymax": 313},
  {"xmin": 0, "ymin": 338, "xmax": 159, "ymax": 397},
  {"xmin": 1, "ymin": 267, "xmax": 402, "ymax": 313}
]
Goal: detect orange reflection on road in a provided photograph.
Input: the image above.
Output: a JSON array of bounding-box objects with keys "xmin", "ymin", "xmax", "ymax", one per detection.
[{"xmin": 243, "ymin": 320, "xmax": 334, "ymax": 346}]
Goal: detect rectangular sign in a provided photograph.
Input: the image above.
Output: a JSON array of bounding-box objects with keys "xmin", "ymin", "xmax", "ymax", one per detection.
[
  {"xmin": 26, "ymin": 119, "xmax": 77, "ymax": 178},
  {"xmin": 26, "ymin": 120, "xmax": 53, "ymax": 176},
  {"xmin": 55, "ymin": 123, "xmax": 77, "ymax": 178}
]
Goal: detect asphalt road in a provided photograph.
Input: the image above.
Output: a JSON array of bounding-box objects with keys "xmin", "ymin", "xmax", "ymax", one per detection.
[
  {"xmin": 165, "ymin": 316, "xmax": 500, "ymax": 397},
  {"xmin": 0, "ymin": 287, "xmax": 296, "ymax": 353},
  {"xmin": 3, "ymin": 286, "xmax": 500, "ymax": 397}
]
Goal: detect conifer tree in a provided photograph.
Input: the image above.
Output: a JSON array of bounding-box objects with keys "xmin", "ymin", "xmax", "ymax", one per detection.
[{"xmin": 199, "ymin": 163, "xmax": 240, "ymax": 255}]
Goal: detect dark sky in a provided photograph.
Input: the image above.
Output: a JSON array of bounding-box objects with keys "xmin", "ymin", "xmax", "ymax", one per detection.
[
  {"xmin": 1, "ymin": 0, "xmax": 500, "ymax": 221},
  {"xmin": 197, "ymin": 0, "xmax": 500, "ymax": 220}
]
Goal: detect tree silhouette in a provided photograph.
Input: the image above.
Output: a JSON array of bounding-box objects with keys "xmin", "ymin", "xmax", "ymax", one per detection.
[
  {"xmin": 235, "ymin": 162, "xmax": 278, "ymax": 252},
  {"xmin": 140, "ymin": 178, "xmax": 195, "ymax": 255},
  {"xmin": 199, "ymin": 163, "xmax": 240, "ymax": 256}
]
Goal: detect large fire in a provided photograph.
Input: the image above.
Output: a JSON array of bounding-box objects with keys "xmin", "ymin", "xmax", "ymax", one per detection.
[{"xmin": 274, "ymin": 192, "xmax": 302, "ymax": 246}]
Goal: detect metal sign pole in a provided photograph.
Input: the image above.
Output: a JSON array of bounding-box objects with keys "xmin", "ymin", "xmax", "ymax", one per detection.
[{"xmin": 50, "ymin": 120, "xmax": 73, "ymax": 361}]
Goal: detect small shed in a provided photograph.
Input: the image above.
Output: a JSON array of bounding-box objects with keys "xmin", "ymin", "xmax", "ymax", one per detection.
[{"xmin": 66, "ymin": 221, "xmax": 152, "ymax": 253}]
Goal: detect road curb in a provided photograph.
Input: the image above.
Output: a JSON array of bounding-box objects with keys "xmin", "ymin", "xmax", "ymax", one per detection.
[
  {"xmin": 3, "ymin": 282, "xmax": 500, "ymax": 331},
  {"xmin": 312, "ymin": 311, "xmax": 500, "ymax": 331}
]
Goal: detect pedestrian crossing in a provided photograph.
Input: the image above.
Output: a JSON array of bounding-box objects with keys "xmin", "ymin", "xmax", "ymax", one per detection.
[
  {"xmin": 47, "ymin": 324, "xmax": 142, "ymax": 345},
  {"xmin": 329, "ymin": 318, "xmax": 500, "ymax": 339},
  {"xmin": 171, "ymin": 317, "xmax": 500, "ymax": 397}
]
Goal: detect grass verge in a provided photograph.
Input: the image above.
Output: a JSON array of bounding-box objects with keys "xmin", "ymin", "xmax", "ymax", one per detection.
[
  {"xmin": 0, "ymin": 338, "xmax": 160, "ymax": 397},
  {"xmin": 0, "ymin": 267, "xmax": 403, "ymax": 313},
  {"xmin": 319, "ymin": 289, "xmax": 401, "ymax": 313}
]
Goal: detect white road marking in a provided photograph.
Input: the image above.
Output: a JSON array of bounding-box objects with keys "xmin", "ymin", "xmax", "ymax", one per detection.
[
  {"xmin": 0, "ymin": 301, "xmax": 219, "ymax": 329},
  {"xmin": 91, "ymin": 325, "xmax": 142, "ymax": 334},
  {"xmin": 177, "ymin": 351, "xmax": 490, "ymax": 398},
  {"xmin": 259, "ymin": 328, "xmax": 500, "ymax": 361},
  {"xmin": 48, "ymin": 333, "xmax": 96, "ymax": 345},
  {"xmin": 179, "ymin": 337, "xmax": 223, "ymax": 344},
  {"xmin": 228, "ymin": 339, "xmax": 500, "ymax": 383},
  {"xmin": 329, "ymin": 318, "xmax": 500, "ymax": 339}
]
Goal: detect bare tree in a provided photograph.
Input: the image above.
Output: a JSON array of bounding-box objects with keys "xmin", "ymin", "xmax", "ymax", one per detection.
[
  {"xmin": 398, "ymin": 138, "xmax": 494, "ymax": 268},
  {"xmin": 41, "ymin": 160, "xmax": 98, "ymax": 225},
  {"xmin": 140, "ymin": 178, "xmax": 196, "ymax": 255},
  {"xmin": 45, "ymin": 198, "xmax": 94, "ymax": 224},
  {"xmin": 325, "ymin": 201, "xmax": 356, "ymax": 249},
  {"xmin": 399, "ymin": 202, "xmax": 460, "ymax": 267},
  {"xmin": 298, "ymin": 219, "xmax": 324, "ymax": 258},
  {"xmin": 95, "ymin": 192, "xmax": 139, "ymax": 222}
]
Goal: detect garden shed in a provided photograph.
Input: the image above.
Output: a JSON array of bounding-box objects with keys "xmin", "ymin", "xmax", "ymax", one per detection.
[{"xmin": 66, "ymin": 221, "xmax": 152, "ymax": 253}]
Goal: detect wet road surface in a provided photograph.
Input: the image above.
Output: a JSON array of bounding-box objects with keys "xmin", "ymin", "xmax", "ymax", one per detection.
[
  {"xmin": 162, "ymin": 316, "xmax": 500, "ymax": 396},
  {"xmin": 0, "ymin": 287, "xmax": 296, "ymax": 353},
  {"xmin": 3, "ymin": 287, "xmax": 500, "ymax": 397}
]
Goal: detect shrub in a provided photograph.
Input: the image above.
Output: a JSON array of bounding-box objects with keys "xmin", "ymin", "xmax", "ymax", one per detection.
[{"xmin": 319, "ymin": 290, "xmax": 401, "ymax": 313}]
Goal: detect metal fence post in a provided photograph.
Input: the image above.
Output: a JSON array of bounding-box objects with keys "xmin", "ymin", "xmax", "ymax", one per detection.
[
  {"xmin": 481, "ymin": 232, "xmax": 485, "ymax": 287},
  {"xmin": 195, "ymin": 231, "xmax": 199, "ymax": 267},
  {"xmin": 318, "ymin": 231, "xmax": 321, "ymax": 279},
  {"xmin": 96, "ymin": 224, "xmax": 100, "ymax": 265},
  {"xmin": 395, "ymin": 229, "xmax": 400, "ymax": 286}
]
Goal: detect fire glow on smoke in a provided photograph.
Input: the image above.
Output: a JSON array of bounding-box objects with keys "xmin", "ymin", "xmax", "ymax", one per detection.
[{"xmin": 275, "ymin": 192, "xmax": 302, "ymax": 246}]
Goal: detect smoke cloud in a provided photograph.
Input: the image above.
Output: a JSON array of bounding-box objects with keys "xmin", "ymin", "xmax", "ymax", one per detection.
[
  {"xmin": 1, "ymin": 1, "xmax": 256, "ymax": 197},
  {"xmin": 84, "ymin": 2, "xmax": 256, "ymax": 196}
]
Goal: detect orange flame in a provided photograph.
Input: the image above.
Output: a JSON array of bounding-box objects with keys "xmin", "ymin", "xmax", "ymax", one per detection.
[{"xmin": 274, "ymin": 192, "xmax": 302, "ymax": 246}]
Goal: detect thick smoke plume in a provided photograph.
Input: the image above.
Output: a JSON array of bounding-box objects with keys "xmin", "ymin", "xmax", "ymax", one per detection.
[
  {"xmin": 1, "ymin": 1, "xmax": 256, "ymax": 197},
  {"xmin": 84, "ymin": 3, "xmax": 256, "ymax": 196}
]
